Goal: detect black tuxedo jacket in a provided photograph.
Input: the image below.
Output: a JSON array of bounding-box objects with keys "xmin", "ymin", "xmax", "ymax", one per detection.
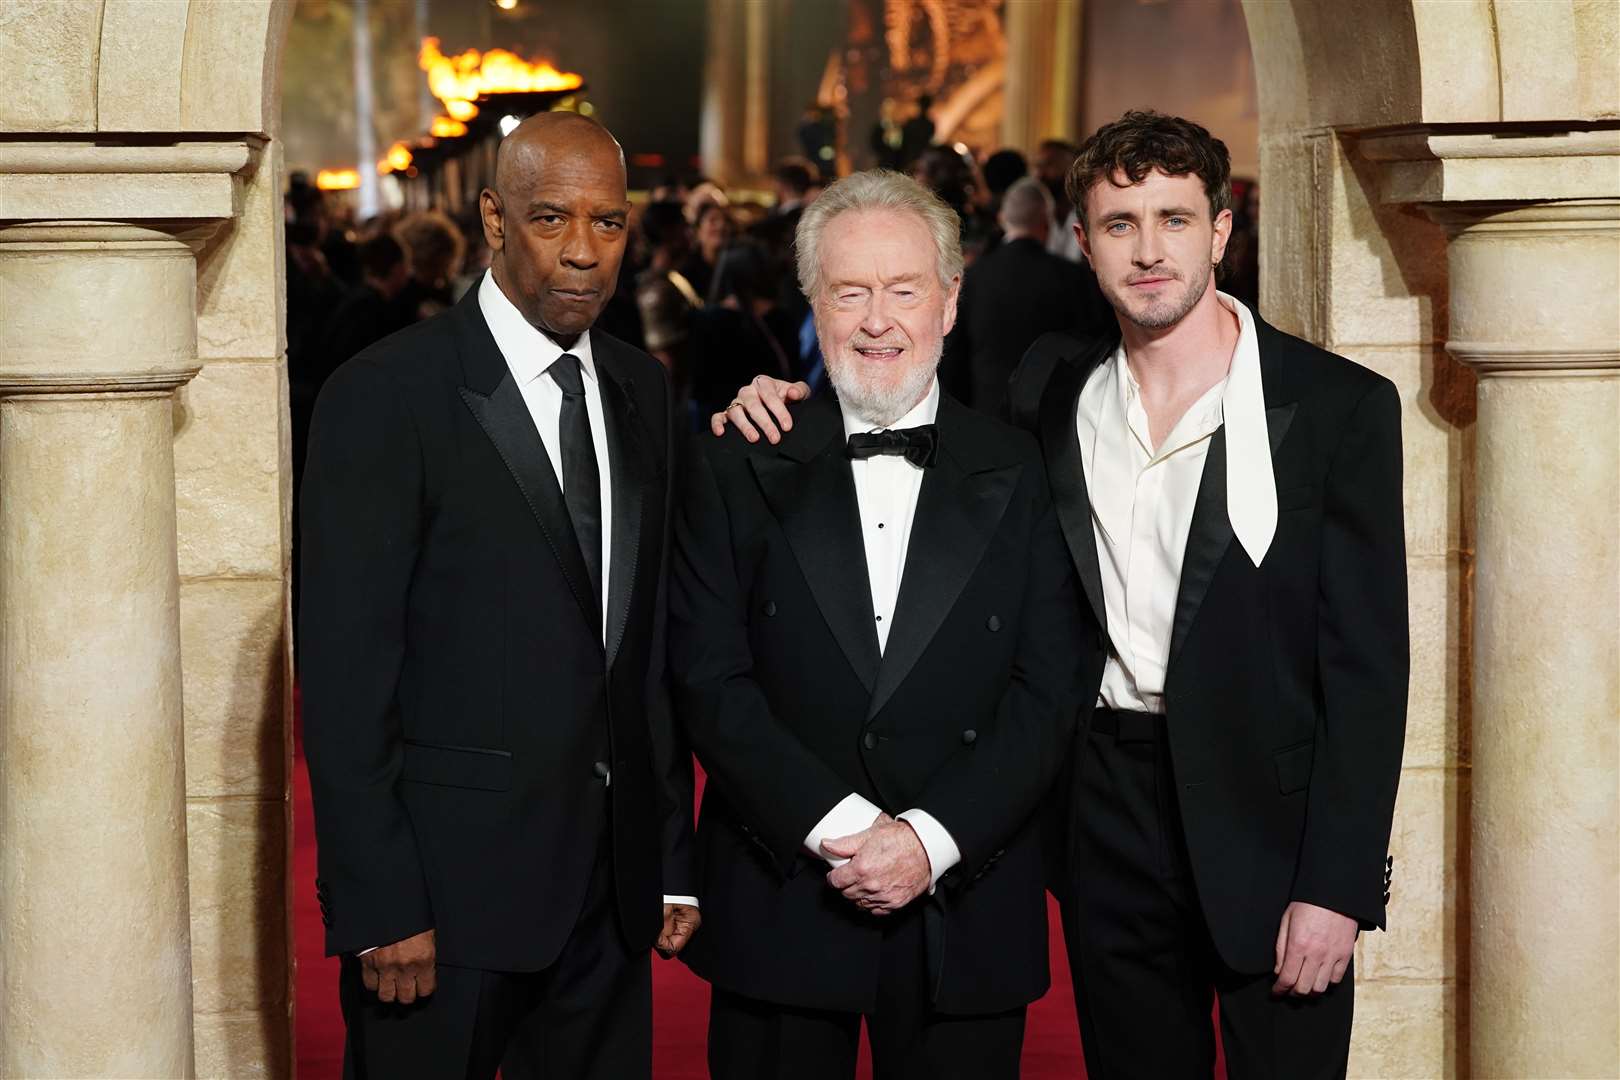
[
  {"xmin": 669, "ymin": 392, "xmax": 1090, "ymax": 1015},
  {"xmin": 1009, "ymin": 315, "xmax": 1409, "ymax": 975},
  {"xmin": 946, "ymin": 236, "xmax": 1111, "ymax": 416},
  {"xmin": 300, "ymin": 288, "xmax": 695, "ymax": 971}
]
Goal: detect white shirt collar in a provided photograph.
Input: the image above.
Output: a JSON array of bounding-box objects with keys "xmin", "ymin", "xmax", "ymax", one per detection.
[
  {"xmin": 1215, "ymin": 291, "xmax": 1278, "ymax": 567},
  {"xmin": 840, "ymin": 378, "xmax": 941, "ymax": 438},
  {"xmin": 1083, "ymin": 291, "xmax": 1276, "ymax": 566},
  {"xmin": 478, "ymin": 269, "xmax": 598, "ymax": 386}
]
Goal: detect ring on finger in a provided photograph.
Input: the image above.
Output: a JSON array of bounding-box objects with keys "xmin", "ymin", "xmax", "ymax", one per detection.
[{"xmin": 727, "ymin": 400, "xmax": 745, "ymax": 411}]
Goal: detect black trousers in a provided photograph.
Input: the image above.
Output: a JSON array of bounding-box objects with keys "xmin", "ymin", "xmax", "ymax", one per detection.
[
  {"xmin": 707, "ymin": 903, "xmax": 1026, "ymax": 1080},
  {"xmin": 1061, "ymin": 709, "xmax": 1354, "ymax": 1080},
  {"xmin": 339, "ymin": 819, "xmax": 651, "ymax": 1080}
]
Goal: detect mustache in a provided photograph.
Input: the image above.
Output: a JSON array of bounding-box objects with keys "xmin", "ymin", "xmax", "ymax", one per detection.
[
  {"xmin": 848, "ymin": 335, "xmax": 908, "ymax": 350},
  {"xmin": 1124, "ymin": 267, "xmax": 1183, "ymax": 284}
]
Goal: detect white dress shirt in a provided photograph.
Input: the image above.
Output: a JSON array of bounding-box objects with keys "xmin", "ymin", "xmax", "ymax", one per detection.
[
  {"xmin": 480, "ymin": 272, "xmax": 698, "ymax": 910},
  {"xmin": 801, "ymin": 380, "xmax": 962, "ymax": 891},
  {"xmin": 1078, "ymin": 292, "xmax": 1275, "ymax": 715}
]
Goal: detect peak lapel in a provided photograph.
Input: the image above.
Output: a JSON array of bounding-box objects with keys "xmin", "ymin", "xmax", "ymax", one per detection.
[
  {"xmin": 867, "ymin": 408, "xmax": 1020, "ymax": 720},
  {"xmin": 751, "ymin": 401, "xmax": 882, "ymax": 693},
  {"xmin": 596, "ymin": 349, "xmax": 651, "ymax": 671},
  {"xmin": 454, "ymin": 296, "xmax": 600, "ymax": 638},
  {"xmin": 1040, "ymin": 343, "xmax": 1110, "ymax": 631},
  {"xmin": 1166, "ymin": 401, "xmax": 1298, "ymax": 673}
]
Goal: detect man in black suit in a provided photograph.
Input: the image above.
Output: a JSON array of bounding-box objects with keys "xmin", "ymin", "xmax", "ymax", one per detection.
[
  {"xmin": 710, "ymin": 111, "xmax": 1408, "ymax": 1080},
  {"xmin": 948, "ymin": 176, "xmax": 1111, "ymax": 416},
  {"xmin": 301, "ymin": 112, "xmax": 698, "ymax": 1080},
  {"xmin": 673, "ymin": 171, "xmax": 1088, "ymax": 1079}
]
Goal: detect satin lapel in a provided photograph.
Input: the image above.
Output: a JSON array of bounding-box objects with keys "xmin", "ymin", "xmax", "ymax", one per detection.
[
  {"xmin": 751, "ymin": 405, "xmax": 882, "ymax": 693},
  {"xmin": 1040, "ymin": 346, "xmax": 1109, "ymax": 630},
  {"xmin": 867, "ymin": 419, "xmax": 1020, "ymax": 721},
  {"xmin": 597, "ymin": 352, "xmax": 651, "ymax": 671},
  {"xmin": 1166, "ymin": 402, "xmax": 1298, "ymax": 672},
  {"xmin": 460, "ymin": 373, "xmax": 601, "ymax": 636}
]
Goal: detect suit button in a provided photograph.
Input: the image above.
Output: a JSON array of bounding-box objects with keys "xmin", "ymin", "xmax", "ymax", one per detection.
[
  {"xmin": 592, "ymin": 761, "xmax": 611, "ymax": 781},
  {"xmin": 986, "ymin": 615, "xmax": 1002, "ymax": 632},
  {"xmin": 862, "ymin": 732, "xmax": 878, "ymax": 750},
  {"xmin": 961, "ymin": 729, "xmax": 977, "ymax": 745},
  {"xmin": 764, "ymin": 600, "xmax": 778, "ymax": 617}
]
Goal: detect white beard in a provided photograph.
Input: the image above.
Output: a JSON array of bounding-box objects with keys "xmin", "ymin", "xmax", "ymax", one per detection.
[{"xmin": 823, "ymin": 335, "xmax": 942, "ymax": 428}]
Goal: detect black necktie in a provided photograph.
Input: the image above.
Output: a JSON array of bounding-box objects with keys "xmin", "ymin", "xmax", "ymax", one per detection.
[
  {"xmin": 548, "ymin": 354, "xmax": 603, "ymax": 618},
  {"xmin": 846, "ymin": 424, "xmax": 940, "ymax": 468}
]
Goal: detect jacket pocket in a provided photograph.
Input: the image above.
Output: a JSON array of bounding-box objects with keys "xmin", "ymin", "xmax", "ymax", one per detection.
[
  {"xmin": 1273, "ymin": 740, "xmax": 1314, "ymax": 795},
  {"xmin": 401, "ymin": 741, "xmax": 512, "ymax": 791}
]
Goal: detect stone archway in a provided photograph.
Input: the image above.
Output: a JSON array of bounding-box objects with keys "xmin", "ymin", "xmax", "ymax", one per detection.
[
  {"xmin": 0, "ymin": 2, "xmax": 296, "ymax": 1076},
  {"xmin": 0, "ymin": 2, "xmax": 1613, "ymax": 1077}
]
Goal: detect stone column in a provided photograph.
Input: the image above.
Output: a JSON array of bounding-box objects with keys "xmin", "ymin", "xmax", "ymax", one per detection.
[
  {"xmin": 1429, "ymin": 199, "xmax": 1620, "ymax": 1079},
  {"xmin": 0, "ymin": 223, "xmax": 208, "ymax": 1076},
  {"xmin": 1001, "ymin": 0, "xmax": 1083, "ymax": 151}
]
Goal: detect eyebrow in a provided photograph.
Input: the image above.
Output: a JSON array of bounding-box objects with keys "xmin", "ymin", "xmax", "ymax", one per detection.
[{"xmin": 527, "ymin": 200, "xmax": 628, "ymax": 221}]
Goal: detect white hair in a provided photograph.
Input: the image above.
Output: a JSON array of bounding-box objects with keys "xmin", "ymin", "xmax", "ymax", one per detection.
[
  {"xmin": 794, "ymin": 169, "xmax": 964, "ymax": 301},
  {"xmin": 999, "ymin": 176, "xmax": 1054, "ymax": 233}
]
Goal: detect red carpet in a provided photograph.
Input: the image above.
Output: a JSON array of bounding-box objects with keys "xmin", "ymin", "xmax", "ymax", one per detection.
[{"xmin": 293, "ymin": 701, "xmax": 1215, "ymax": 1077}]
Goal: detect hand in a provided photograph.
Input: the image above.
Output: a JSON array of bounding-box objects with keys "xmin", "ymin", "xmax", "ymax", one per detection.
[
  {"xmin": 361, "ymin": 928, "xmax": 436, "ymax": 1004},
  {"xmin": 822, "ymin": 815, "xmax": 931, "ymax": 915},
  {"xmin": 1273, "ymin": 901, "xmax": 1357, "ymax": 995},
  {"xmin": 709, "ymin": 376, "xmax": 811, "ymax": 444},
  {"xmin": 657, "ymin": 903, "xmax": 701, "ymax": 958}
]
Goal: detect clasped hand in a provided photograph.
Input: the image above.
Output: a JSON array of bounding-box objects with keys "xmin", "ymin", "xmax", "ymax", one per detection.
[{"xmin": 821, "ymin": 813, "xmax": 931, "ymax": 916}]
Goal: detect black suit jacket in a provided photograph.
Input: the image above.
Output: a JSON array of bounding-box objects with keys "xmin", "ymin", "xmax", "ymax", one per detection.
[
  {"xmin": 1008, "ymin": 316, "xmax": 1409, "ymax": 975},
  {"xmin": 669, "ymin": 392, "xmax": 1089, "ymax": 1015},
  {"xmin": 300, "ymin": 288, "xmax": 695, "ymax": 971},
  {"xmin": 946, "ymin": 237, "xmax": 1111, "ymax": 416}
]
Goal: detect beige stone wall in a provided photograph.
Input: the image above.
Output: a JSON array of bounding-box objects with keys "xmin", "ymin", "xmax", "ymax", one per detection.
[
  {"xmin": 1245, "ymin": 1, "xmax": 1620, "ymax": 1076},
  {"xmin": 0, "ymin": 1, "xmax": 295, "ymax": 1075}
]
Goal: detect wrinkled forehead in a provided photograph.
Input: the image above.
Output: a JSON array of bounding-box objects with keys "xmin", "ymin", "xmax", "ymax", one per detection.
[{"xmin": 818, "ymin": 208, "xmax": 938, "ymax": 281}]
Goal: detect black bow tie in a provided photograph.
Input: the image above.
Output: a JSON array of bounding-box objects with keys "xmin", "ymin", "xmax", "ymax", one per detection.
[{"xmin": 846, "ymin": 424, "xmax": 940, "ymax": 468}]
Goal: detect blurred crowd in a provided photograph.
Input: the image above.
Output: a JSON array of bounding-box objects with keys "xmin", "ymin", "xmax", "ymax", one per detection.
[{"xmin": 283, "ymin": 129, "xmax": 1261, "ymax": 465}]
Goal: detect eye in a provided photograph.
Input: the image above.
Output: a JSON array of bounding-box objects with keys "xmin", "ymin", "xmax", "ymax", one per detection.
[
  {"xmin": 595, "ymin": 219, "xmax": 625, "ymax": 232},
  {"xmin": 1106, "ymin": 221, "xmax": 1131, "ymax": 235},
  {"xmin": 535, "ymin": 214, "xmax": 564, "ymax": 226},
  {"xmin": 1166, "ymin": 216, "xmax": 1188, "ymax": 228}
]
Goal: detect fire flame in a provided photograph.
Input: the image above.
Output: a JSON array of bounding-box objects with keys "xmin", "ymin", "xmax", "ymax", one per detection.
[
  {"xmin": 378, "ymin": 142, "xmax": 414, "ymax": 174},
  {"xmin": 418, "ymin": 36, "xmax": 583, "ymax": 114},
  {"xmin": 315, "ymin": 168, "xmax": 360, "ymax": 191},
  {"xmin": 430, "ymin": 116, "xmax": 468, "ymax": 138}
]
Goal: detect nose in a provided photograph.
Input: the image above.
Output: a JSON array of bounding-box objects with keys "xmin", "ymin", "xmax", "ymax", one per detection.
[
  {"xmin": 858, "ymin": 292, "xmax": 896, "ymax": 338},
  {"xmin": 1132, "ymin": 224, "xmax": 1165, "ymax": 269},
  {"xmin": 559, "ymin": 219, "xmax": 600, "ymax": 270}
]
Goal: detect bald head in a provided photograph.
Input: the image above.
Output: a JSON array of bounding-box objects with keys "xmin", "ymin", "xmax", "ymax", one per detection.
[
  {"xmin": 494, "ymin": 112, "xmax": 625, "ymax": 205},
  {"xmin": 480, "ymin": 112, "xmax": 631, "ymax": 346},
  {"xmin": 999, "ymin": 176, "xmax": 1054, "ymax": 241}
]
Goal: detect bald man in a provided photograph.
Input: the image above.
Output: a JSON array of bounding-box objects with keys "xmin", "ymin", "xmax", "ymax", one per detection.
[{"xmin": 302, "ymin": 112, "xmax": 699, "ymax": 1080}]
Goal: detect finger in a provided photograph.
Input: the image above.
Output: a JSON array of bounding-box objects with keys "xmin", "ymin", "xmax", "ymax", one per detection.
[
  {"xmin": 361, "ymin": 960, "xmax": 380, "ymax": 993},
  {"xmin": 826, "ymin": 865, "xmax": 859, "ymax": 890},
  {"xmin": 709, "ymin": 412, "xmax": 728, "ymax": 436},
  {"xmin": 1272, "ymin": 946, "xmax": 1305, "ymax": 994},
  {"xmin": 1290, "ymin": 954, "xmax": 1322, "ymax": 997},
  {"xmin": 396, "ymin": 975, "xmax": 418, "ymax": 1006},
  {"xmin": 667, "ymin": 925, "xmax": 694, "ymax": 953},
  {"xmin": 729, "ymin": 404, "xmax": 762, "ymax": 443},
  {"xmin": 415, "ymin": 963, "xmax": 437, "ymax": 997},
  {"xmin": 785, "ymin": 381, "xmax": 812, "ymax": 402},
  {"xmin": 1330, "ymin": 956, "xmax": 1350, "ymax": 985},
  {"xmin": 821, "ymin": 835, "xmax": 861, "ymax": 859},
  {"xmin": 376, "ymin": 971, "xmax": 398, "ymax": 1003},
  {"xmin": 1311, "ymin": 958, "xmax": 1333, "ymax": 995},
  {"xmin": 758, "ymin": 380, "xmax": 794, "ymax": 434},
  {"xmin": 1274, "ymin": 908, "xmax": 1291, "ymax": 975}
]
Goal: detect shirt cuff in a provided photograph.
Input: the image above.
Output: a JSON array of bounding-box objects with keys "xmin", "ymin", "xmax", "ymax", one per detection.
[
  {"xmin": 897, "ymin": 808, "xmax": 961, "ymax": 894},
  {"xmin": 804, "ymin": 792, "xmax": 883, "ymax": 867},
  {"xmin": 356, "ymin": 946, "xmax": 377, "ymax": 956},
  {"xmin": 663, "ymin": 895, "xmax": 700, "ymax": 908}
]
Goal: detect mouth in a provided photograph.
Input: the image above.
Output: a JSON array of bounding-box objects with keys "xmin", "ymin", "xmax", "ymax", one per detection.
[
  {"xmin": 853, "ymin": 344, "xmax": 906, "ymax": 361},
  {"xmin": 1126, "ymin": 275, "xmax": 1176, "ymax": 290},
  {"xmin": 551, "ymin": 288, "xmax": 599, "ymax": 303}
]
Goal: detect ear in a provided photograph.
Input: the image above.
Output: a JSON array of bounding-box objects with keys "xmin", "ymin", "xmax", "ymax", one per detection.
[
  {"xmin": 479, "ymin": 188, "xmax": 505, "ymax": 252},
  {"xmin": 1075, "ymin": 217, "xmax": 1092, "ymax": 264},
  {"xmin": 1209, "ymin": 206, "xmax": 1234, "ymax": 266},
  {"xmin": 941, "ymin": 273, "xmax": 962, "ymax": 336}
]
